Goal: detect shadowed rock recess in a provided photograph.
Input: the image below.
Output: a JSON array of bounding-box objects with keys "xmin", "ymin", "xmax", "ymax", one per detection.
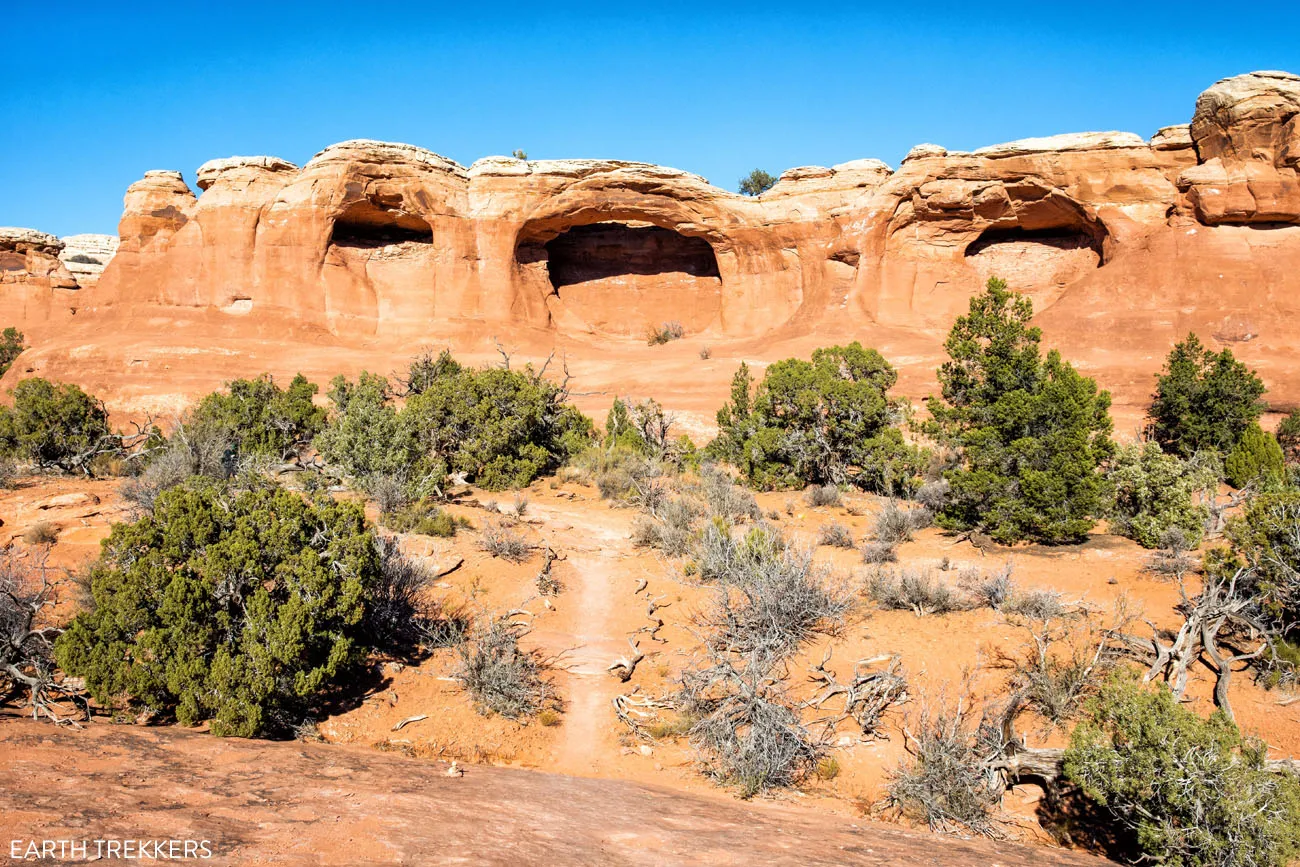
[{"xmin": 3, "ymin": 71, "xmax": 1300, "ymax": 416}]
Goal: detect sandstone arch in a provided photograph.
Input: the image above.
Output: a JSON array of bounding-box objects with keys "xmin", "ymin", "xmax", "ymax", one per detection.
[
  {"xmin": 322, "ymin": 196, "xmax": 439, "ymax": 337},
  {"xmin": 515, "ymin": 213, "xmax": 726, "ymax": 338},
  {"xmin": 328, "ymin": 198, "xmax": 435, "ymax": 248}
]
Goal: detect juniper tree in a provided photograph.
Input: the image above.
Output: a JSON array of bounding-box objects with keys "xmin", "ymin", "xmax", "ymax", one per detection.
[
  {"xmin": 711, "ymin": 343, "xmax": 923, "ymax": 493},
  {"xmin": 926, "ymin": 277, "xmax": 1113, "ymax": 544},
  {"xmin": 55, "ymin": 481, "xmax": 382, "ymax": 737},
  {"xmin": 1149, "ymin": 333, "xmax": 1266, "ymax": 459},
  {"xmin": 0, "ymin": 327, "xmax": 24, "ymax": 377}
]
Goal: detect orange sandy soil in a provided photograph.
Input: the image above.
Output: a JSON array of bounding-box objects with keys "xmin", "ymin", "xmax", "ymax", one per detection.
[{"xmin": 2, "ymin": 472, "xmax": 1299, "ymax": 861}]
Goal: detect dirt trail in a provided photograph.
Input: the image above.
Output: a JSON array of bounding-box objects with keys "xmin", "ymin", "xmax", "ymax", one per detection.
[{"xmin": 531, "ymin": 499, "xmax": 640, "ymax": 776}]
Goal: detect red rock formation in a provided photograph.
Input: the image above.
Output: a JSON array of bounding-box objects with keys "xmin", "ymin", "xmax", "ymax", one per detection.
[
  {"xmin": 0, "ymin": 228, "xmax": 81, "ymax": 343},
  {"xmin": 4, "ymin": 71, "xmax": 1300, "ymax": 423}
]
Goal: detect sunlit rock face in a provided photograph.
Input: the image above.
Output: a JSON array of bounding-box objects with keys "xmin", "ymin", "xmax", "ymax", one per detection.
[{"xmin": 5, "ymin": 72, "xmax": 1300, "ymax": 419}]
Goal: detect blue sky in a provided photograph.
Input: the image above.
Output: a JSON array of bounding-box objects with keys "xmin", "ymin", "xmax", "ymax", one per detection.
[{"xmin": 2, "ymin": 2, "xmax": 1296, "ymax": 236}]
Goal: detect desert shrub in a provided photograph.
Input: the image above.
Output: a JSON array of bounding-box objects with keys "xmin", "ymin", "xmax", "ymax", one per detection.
[
  {"xmin": 403, "ymin": 360, "xmax": 594, "ymax": 490},
  {"xmin": 22, "ymin": 521, "xmax": 58, "ymax": 546},
  {"xmin": 815, "ymin": 756, "xmax": 841, "ymax": 780},
  {"xmin": 1002, "ymin": 587, "xmax": 1066, "ymax": 621},
  {"xmin": 860, "ymin": 541, "xmax": 898, "ymax": 564},
  {"xmin": 603, "ymin": 397, "xmax": 676, "ymax": 456},
  {"xmin": 697, "ymin": 529, "xmax": 849, "ymax": 658},
  {"xmin": 886, "ymin": 699, "xmax": 1004, "ymax": 834},
  {"xmin": 0, "ymin": 378, "xmax": 113, "ymax": 474},
  {"xmin": 367, "ymin": 537, "xmax": 466, "ymax": 650},
  {"xmin": 907, "ymin": 505, "xmax": 935, "ymax": 531},
  {"xmin": 1277, "ymin": 409, "xmax": 1300, "ymax": 466},
  {"xmin": 120, "ymin": 417, "xmax": 237, "ymax": 512},
  {"xmin": 738, "ymin": 168, "xmax": 777, "ymax": 196},
  {"xmin": 631, "ymin": 497, "xmax": 699, "ymax": 556},
  {"xmin": 455, "ymin": 616, "xmax": 555, "ymax": 719},
  {"xmin": 679, "ymin": 655, "xmax": 823, "ymax": 797},
  {"xmin": 1065, "ymin": 674, "xmax": 1300, "ymax": 867},
  {"xmin": 805, "ymin": 484, "xmax": 842, "ymax": 508},
  {"xmin": 960, "ymin": 563, "xmax": 1016, "ymax": 610},
  {"xmin": 693, "ymin": 521, "xmax": 785, "ymax": 586},
  {"xmin": 318, "ymin": 354, "xmax": 593, "ymax": 494},
  {"xmin": 1225, "ymin": 423, "xmax": 1286, "ymax": 490},
  {"xmin": 1220, "ymin": 491, "xmax": 1300, "ymax": 634},
  {"xmin": 699, "ymin": 346, "xmax": 712, "ymax": 360},
  {"xmin": 867, "ymin": 568, "xmax": 968, "ymax": 616},
  {"xmin": 315, "ymin": 372, "xmax": 430, "ymax": 488},
  {"xmin": 1, "ymin": 549, "xmax": 86, "ymax": 722},
  {"xmin": 0, "ymin": 454, "xmax": 14, "ymax": 489},
  {"xmin": 710, "ymin": 345, "xmax": 925, "ymax": 494},
  {"xmin": 55, "ymin": 482, "xmax": 384, "ymax": 737},
  {"xmin": 646, "ymin": 321, "xmax": 685, "ymax": 345},
  {"xmin": 382, "ymin": 499, "xmax": 468, "ymax": 538},
  {"xmin": 873, "ymin": 500, "xmax": 914, "ymax": 543},
  {"xmin": 914, "ymin": 479, "xmax": 950, "ymax": 512},
  {"xmin": 396, "ymin": 347, "xmax": 462, "ymax": 396},
  {"xmin": 925, "ymin": 278, "xmax": 1113, "ymax": 544},
  {"xmin": 817, "ymin": 521, "xmax": 855, "ymax": 548},
  {"xmin": 1149, "ymin": 332, "xmax": 1267, "ymax": 459},
  {"xmin": 583, "ymin": 445, "xmax": 670, "ymax": 508},
  {"xmin": 1258, "ymin": 636, "xmax": 1300, "ymax": 690},
  {"xmin": 1004, "ymin": 623, "xmax": 1107, "ymax": 725},
  {"xmin": 0, "ymin": 327, "xmax": 25, "ymax": 377},
  {"xmin": 367, "ymin": 472, "xmax": 411, "ymax": 515},
  {"xmin": 478, "ymin": 520, "xmax": 532, "ymax": 563},
  {"xmin": 189, "ymin": 373, "xmax": 324, "ymax": 461},
  {"xmin": 696, "ymin": 465, "xmax": 760, "ymax": 523},
  {"xmin": 1108, "ymin": 441, "xmax": 1217, "ymax": 549},
  {"xmin": 1145, "ymin": 526, "xmax": 1199, "ymax": 580}
]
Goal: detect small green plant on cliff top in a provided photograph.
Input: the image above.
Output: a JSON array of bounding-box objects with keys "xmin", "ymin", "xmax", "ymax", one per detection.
[
  {"xmin": 1065, "ymin": 673, "xmax": 1300, "ymax": 867},
  {"xmin": 55, "ymin": 481, "xmax": 384, "ymax": 737},
  {"xmin": 924, "ymin": 277, "xmax": 1114, "ymax": 545},
  {"xmin": 710, "ymin": 343, "xmax": 924, "ymax": 494},
  {"xmin": 0, "ymin": 327, "xmax": 25, "ymax": 377},
  {"xmin": 738, "ymin": 169, "xmax": 778, "ymax": 196},
  {"xmin": 1148, "ymin": 332, "xmax": 1266, "ymax": 459}
]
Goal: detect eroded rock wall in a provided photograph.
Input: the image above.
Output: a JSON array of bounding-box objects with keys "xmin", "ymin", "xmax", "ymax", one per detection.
[{"xmin": 4, "ymin": 71, "xmax": 1300, "ymax": 420}]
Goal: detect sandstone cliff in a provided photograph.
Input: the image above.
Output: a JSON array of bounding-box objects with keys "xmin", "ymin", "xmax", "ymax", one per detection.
[{"xmin": 4, "ymin": 71, "xmax": 1299, "ymax": 423}]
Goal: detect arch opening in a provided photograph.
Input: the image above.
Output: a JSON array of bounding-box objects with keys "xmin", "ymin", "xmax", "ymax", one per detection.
[
  {"xmin": 964, "ymin": 225, "xmax": 1103, "ymax": 301},
  {"xmin": 329, "ymin": 199, "xmax": 433, "ymax": 248},
  {"xmin": 518, "ymin": 221, "xmax": 723, "ymax": 337},
  {"xmin": 542, "ymin": 222, "xmax": 720, "ymax": 290}
]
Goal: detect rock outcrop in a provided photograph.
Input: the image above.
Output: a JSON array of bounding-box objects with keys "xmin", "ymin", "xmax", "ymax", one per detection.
[
  {"xmin": 58, "ymin": 233, "xmax": 119, "ymax": 287},
  {"xmin": 1179, "ymin": 70, "xmax": 1300, "ymax": 225},
  {"xmin": 1, "ymin": 227, "xmax": 81, "ymax": 335},
  {"xmin": 4, "ymin": 71, "xmax": 1300, "ymax": 423}
]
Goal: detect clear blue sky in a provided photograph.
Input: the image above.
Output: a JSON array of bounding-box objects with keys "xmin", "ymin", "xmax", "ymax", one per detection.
[{"xmin": 2, "ymin": 2, "xmax": 1296, "ymax": 237}]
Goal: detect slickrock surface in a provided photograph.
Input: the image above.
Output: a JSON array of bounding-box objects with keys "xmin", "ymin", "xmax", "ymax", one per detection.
[{"xmin": 0, "ymin": 721, "xmax": 1111, "ymax": 866}]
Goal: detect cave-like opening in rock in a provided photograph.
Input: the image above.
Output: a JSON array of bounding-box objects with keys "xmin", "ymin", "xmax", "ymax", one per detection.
[
  {"xmin": 329, "ymin": 200, "xmax": 433, "ymax": 248},
  {"xmin": 963, "ymin": 225, "xmax": 1104, "ymax": 303},
  {"xmin": 964, "ymin": 226, "xmax": 1103, "ymax": 263},
  {"xmin": 542, "ymin": 222, "xmax": 720, "ymax": 291}
]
